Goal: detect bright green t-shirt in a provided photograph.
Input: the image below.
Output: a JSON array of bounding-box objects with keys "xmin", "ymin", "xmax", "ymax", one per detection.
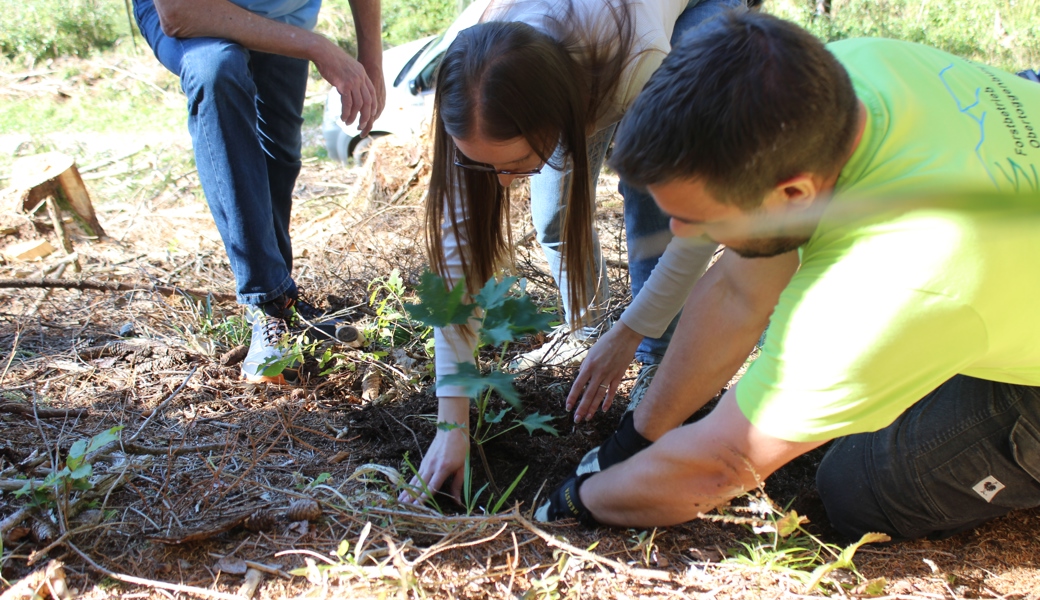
[{"xmin": 736, "ymin": 38, "xmax": 1040, "ymax": 443}]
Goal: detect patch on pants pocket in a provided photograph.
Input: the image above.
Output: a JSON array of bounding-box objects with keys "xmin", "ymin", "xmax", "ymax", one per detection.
[{"xmin": 971, "ymin": 476, "xmax": 1006, "ymax": 502}]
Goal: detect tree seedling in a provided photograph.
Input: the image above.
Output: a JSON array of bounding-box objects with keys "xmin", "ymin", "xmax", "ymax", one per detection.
[{"xmin": 404, "ymin": 271, "xmax": 558, "ymax": 498}]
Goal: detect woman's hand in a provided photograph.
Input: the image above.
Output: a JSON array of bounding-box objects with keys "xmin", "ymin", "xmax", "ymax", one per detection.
[
  {"xmin": 399, "ymin": 397, "xmax": 470, "ymax": 505},
  {"xmin": 566, "ymin": 321, "xmax": 644, "ymax": 422}
]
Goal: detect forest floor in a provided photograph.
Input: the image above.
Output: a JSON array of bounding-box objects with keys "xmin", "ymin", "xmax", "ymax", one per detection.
[{"xmin": 1, "ymin": 52, "xmax": 1039, "ymax": 600}]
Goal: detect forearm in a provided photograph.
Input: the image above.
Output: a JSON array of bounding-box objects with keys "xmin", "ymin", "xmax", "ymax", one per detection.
[
  {"xmin": 582, "ymin": 390, "xmax": 823, "ymax": 526},
  {"xmin": 154, "ymin": 0, "xmax": 334, "ymax": 61},
  {"xmin": 348, "ymin": 0, "xmax": 383, "ymax": 70},
  {"xmin": 438, "ymin": 395, "xmax": 470, "ymax": 429},
  {"xmin": 633, "ymin": 250, "xmax": 798, "ymax": 440},
  {"xmin": 619, "ymin": 237, "xmax": 717, "ymax": 339},
  {"xmin": 581, "ymin": 429, "xmax": 745, "ymax": 526}
]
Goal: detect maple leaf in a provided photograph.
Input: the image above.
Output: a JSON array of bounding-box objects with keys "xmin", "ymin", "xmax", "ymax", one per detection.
[{"xmin": 404, "ymin": 271, "xmax": 476, "ymax": 328}]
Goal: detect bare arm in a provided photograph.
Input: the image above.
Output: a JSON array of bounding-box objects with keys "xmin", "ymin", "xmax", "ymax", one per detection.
[
  {"xmin": 154, "ymin": 0, "xmax": 384, "ymax": 134},
  {"xmin": 634, "ymin": 248, "xmax": 800, "ymax": 440},
  {"xmin": 581, "ymin": 389, "xmax": 825, "ymax": 526}
]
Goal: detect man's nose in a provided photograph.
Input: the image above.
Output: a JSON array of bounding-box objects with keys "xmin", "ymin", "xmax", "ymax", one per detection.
[{"xmin": 669, "ymin": 217, "xmax": 704, "ymax": 238}]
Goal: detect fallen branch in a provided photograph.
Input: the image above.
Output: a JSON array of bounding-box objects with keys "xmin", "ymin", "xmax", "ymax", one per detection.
[
  {"xmin": 123, "ymin": 442, "xmax": 228, "ymax": 456},
  {"xmin": 68, "ymin": 541, "xmax": 243, "ymax": 600},
  {"xmin": 515, "ymin": 514, "xmax": 673, "ymax": 582},
  {"xmin": 0, "ymin": 278, "xmax": 235, "ymax": 303},
  {"xmin": 0, "ymin": 403, "xmax": 88, "ymax": 419}
]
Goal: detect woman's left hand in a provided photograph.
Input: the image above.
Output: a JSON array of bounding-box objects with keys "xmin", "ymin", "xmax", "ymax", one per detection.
[{"xmin": 566, "ymin": 321, "xmax": 644, "ymax": 422}]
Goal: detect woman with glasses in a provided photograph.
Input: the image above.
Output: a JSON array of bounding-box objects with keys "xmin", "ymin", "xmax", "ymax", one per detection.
[{"xmin": 403, "ymin": 0, "xmax": 745, "ymax": 504}]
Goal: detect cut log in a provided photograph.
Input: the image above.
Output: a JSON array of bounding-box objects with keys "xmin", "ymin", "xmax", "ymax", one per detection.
[{"xmin": 11, "ymin": 152, "xmax": 106, "ymax": 239}]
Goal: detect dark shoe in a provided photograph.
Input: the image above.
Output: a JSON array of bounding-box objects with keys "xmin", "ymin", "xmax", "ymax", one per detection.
[
  {"xmin": 295, "ymin": 299, "xmax": 363, "ymax": 346},
  {"xmin": 574, "ymin": 411, "xmax": 652, "ymax": 476},
  {"xmin": 242, "ymin": 295, "xmax": 298, "ymax": 385}
]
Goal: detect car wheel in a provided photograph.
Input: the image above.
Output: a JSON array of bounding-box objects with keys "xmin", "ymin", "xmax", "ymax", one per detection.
[{"xmin": 350, "ymin": 134, "xmax": 386, "ymax": 166}]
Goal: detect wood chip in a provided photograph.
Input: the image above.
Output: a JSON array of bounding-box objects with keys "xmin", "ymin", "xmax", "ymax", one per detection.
[
  {"xmin": 237, "ymin": 569, "xmax": 264, "ymax": 599},
  {"xmin": 2, "ymin": 239, "xmax": 55, "ymax": 261}
]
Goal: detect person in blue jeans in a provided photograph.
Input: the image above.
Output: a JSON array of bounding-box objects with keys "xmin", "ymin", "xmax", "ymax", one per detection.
[
  {"xmin": 133, "ymin": 0, "xmax": 384, "ymax": 383},
  {"xmin": 402, "ymin": 0, "xmax": 745, "ymax": 505}
]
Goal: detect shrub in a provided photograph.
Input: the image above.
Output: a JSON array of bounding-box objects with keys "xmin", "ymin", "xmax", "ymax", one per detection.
[
  {"xmin": 0, "ymin": 0, "xmax": 124, "ymax": 64},
  {"xmin": 767, "ymin": 0, "xmax": 1040, "ymax": 73},
  {"xmin": 320, "ymin": 0, "xmax": 462, "ymax": 51}
]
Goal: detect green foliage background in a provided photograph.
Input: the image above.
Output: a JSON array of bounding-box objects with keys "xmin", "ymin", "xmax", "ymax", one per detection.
[
  {"xmin": 0, "ymin": 0, "xmax": 126, "ymax": 63},
  {"xmin": 1, "ymin": 0, "xmax": 1036, "ymax": 72},
  {"xmin": 767, "ymin": 0, "xmax": 1040, "ymax": 72}
]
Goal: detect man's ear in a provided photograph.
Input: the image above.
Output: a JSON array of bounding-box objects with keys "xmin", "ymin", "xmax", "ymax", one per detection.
[{"xmin": 763, "ymin": 174, "xmax": 819, "ymax": 210}]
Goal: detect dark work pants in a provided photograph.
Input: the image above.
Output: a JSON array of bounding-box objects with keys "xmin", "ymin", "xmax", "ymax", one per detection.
[{"xmin": 817, "ymin": 375, "xmax": 1040, "ymax": 541}]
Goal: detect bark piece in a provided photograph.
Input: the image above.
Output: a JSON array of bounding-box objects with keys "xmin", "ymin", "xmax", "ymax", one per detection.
[{"xmin": 2, "ymin": 239, "xmax": 55, "ymax": 261}]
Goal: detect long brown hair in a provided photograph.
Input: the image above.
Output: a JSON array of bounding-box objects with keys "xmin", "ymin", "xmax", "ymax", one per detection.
[{"xmin": 425, "ymin": 0, "xmax": 637, "ymax": 328}]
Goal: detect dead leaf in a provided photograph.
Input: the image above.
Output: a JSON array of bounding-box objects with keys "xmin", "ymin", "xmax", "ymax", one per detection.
[{"xmin": 215, "ymin": 555, "xmax": 248, "ymax": 575}]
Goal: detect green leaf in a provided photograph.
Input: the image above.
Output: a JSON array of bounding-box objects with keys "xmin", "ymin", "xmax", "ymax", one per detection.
[
  {"xmin": 13, "ymin": 481, "xmax": 32, "ymax": 498},
  {"xmin": 68, "ymin": 463, "xmax": 92, "ymax": 481},
  {"xmin": 482, "ymin": 296, "xmax": 553, "ymax": 344},
  {"xmin": 66, "ymin": 440, "xmax": 88, "ymax": 470},
  {"xmin": 404, "ymin": 271, "xmax": 476, "ymax": 328},
  {"xmin": 518, "ymin": 412, "xmax": 558, "ymax": 436},
  {"xmin": 474, "ymin": 276, "xmax": 518, "ymax": 311},
  {"xmin": 479, "ymin": 322, "xmax": 515, "ymax": 348},
  {"xmin": 259, "ymin": 347, "xmax": 303, "ymax": 377},
  {"xmin": 387, "ymin": 268, "xmax": 404, "ymax": 295},
  {"xmin": 485, "ymin": 408, "xmax": 509, "ymax": 424},
  {"xmin": 863, "ymin": 578, "xmax": 887, "ymax": 596},
  {"xmin": 86, "ymin": 426, "xmax": 124, "ymax": 454},
  {"xmin": 439, "ymin": 363, "xmax": 520, "ymax": 409},
  {"xmin": 437, "ymin": 421, "xmax": 466, "ymax": 432},
  {"xmin": 776, "ymin": 510, "xmax": 806, "ymax": 538},
  {"xmin": 336, "ymin": 540, "xmax": 350, "ymax": 559},
  {"xmin": 490, "ymin": 465, "xmax": 528, "ymax": 514},
  {"xmin": 308, "ymin": 473, "xmax": 332, "ymax": 488}
]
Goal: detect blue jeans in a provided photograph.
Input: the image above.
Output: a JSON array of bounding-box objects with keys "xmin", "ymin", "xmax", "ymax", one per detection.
[
  {"xmin": 134, "ymin": 0, "xmax": 307, "ymax": 305},
  {"xmin": 817, "ymin": 375, "xmax": 1040, "ymax": 541},
  {"xmin": 529, "ymin": 0, "xmax": 745, "ymax": 364}
]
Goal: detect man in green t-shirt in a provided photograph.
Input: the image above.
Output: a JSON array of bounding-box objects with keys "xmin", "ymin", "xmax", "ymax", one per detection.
[{"xmin": 534, "ymin": 10, "xmax": 1040, "ymax": 541}]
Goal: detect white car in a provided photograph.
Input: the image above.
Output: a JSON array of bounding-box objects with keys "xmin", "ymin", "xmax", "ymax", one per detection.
[{"xmin": 323, "ymin": 0, "xmax": 491, "ymax": 162}]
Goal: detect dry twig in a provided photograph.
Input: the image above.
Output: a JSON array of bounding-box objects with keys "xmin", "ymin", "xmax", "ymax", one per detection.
[{"xmin": 0, "ymin": 278, "xmax": 235, "ymax": 302}]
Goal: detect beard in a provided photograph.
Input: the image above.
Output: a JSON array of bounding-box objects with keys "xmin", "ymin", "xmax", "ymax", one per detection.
[{"xmin": 724, "ymin": 234, "xmax": 810, "ymax": 258}]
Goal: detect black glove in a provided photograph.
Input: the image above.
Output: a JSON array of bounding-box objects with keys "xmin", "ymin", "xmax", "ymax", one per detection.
[
  {"xmin": 534, "ymin": 473, "xmax": 596, "ymax": 524},
  {"xmin": 575, "ymin": 410, "xmax": 652, "ymax": 476}
]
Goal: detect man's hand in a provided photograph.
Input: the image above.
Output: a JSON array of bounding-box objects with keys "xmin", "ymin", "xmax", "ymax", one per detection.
[
  {"xmin": 398, "ymin": 396, "xmax": 469, "ymax": 505},
  {"xmin": 312, "ymin": 42, "xmax": 381, "ymax": 136},
  {"xmin": 534, "ymin": 473, "xmax": 595, "ymax": 524},
  {"xmin": 566, "ymin": 321, "xmax": 643, "ymax": 422},
  {"xmin": 153, "ymin": 0, "xmax": 386, "ymax": 136}
]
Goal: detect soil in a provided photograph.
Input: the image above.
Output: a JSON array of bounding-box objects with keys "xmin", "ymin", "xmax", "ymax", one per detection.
[{"xmin": 1, "ymin": 55, "xmax": 1039, "ymax": 600}]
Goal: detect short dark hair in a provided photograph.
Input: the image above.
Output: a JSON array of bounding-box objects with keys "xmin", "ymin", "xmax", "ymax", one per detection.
[{"xmin": 609, "ymin": 11, "xmax": 859, "ymax": 209}]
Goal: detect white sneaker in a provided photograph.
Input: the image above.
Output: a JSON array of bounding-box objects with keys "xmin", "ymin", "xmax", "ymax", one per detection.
[
  {"xmin": 625, "ymin": 363, "xmax": 658, "ymax": 412},
  {"xmin": 508, "ymin": 326, "xmax": 595, "ymax": 370}
]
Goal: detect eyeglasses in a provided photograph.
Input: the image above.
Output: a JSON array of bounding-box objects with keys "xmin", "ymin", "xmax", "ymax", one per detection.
[{"xmin": 453, "ymin": 146, "xmax": 543, "ymax": 177}]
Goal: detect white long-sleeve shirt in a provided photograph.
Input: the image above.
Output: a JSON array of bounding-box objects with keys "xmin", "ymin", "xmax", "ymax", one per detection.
[{"xmin": 435, "ymin": 0, "xmax": 716, "ymax": 397}]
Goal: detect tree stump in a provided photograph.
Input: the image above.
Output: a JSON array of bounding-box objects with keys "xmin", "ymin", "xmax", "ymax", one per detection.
[{"xmin": 10, "ymin": 152, "xmax": 106, "ymax": 240}]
